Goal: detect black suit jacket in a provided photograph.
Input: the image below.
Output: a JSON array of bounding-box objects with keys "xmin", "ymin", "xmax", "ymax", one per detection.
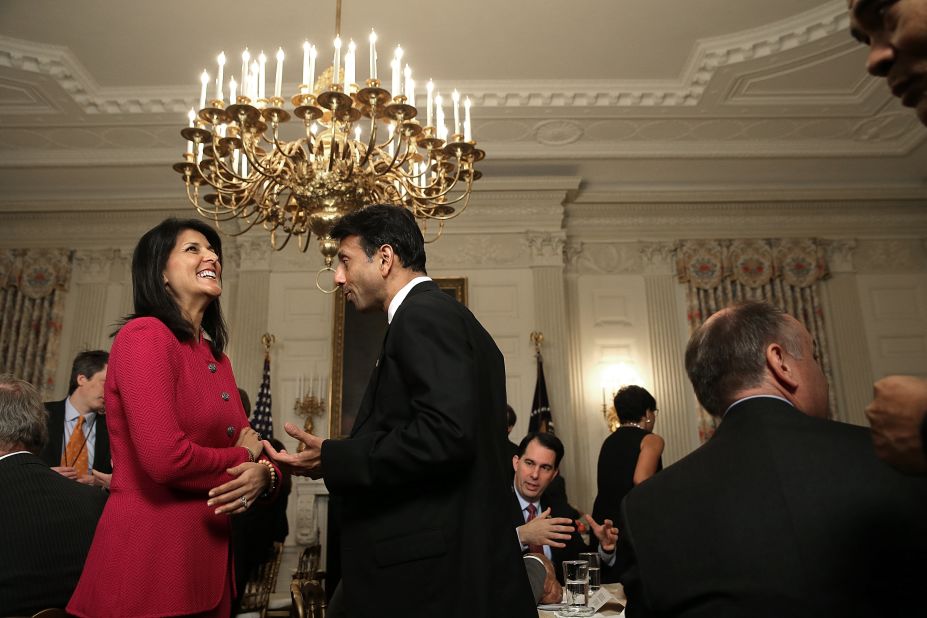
[
  {"xmin": 321, "ymin": 281, "xmax": 536, "ymax": 618},
  {"xmin": 0, "ymin": 452, "xmax": 106, "ymax": 616},
  {"xmin": 510, "ymin": 486, "xmax": 588, "ymax": 584},
  {"xmin": 620, "ymin": 397, "xmax": 927, "ymax": 618},
  {"xmin": 39, "ymin": 399, "xmax": 112, "ymax": 473}
]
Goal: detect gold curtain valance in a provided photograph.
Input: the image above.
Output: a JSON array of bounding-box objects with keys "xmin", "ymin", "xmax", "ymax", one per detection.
[
  {"xmin": 0, "ymin": 249, "xmax": 74, "ymax": 299},
  {"xmin": 675, "ymin": 239, "xmax": 828, "ymax": 290}
]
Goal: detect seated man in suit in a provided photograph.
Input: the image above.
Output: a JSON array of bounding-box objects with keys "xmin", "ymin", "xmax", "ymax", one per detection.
[
  {"xmin": 512, "ymin": 431, "xmax": 617, "ymax": 583},
  {"xmin": 620, "ymin": 301, "xmax": 927, "ymax": 618},
  {"xmin": 0, "ymin": 373, "xmax": 107, "ymax": 615},
  {"xmin": 39, "ymin": 349, "xmax": 112, "ymax": 488}
]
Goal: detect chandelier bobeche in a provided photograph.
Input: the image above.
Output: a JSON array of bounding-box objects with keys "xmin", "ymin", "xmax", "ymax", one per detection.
[{"xmin": 173, "ymin": 27, "xmax": 484, "ymax": 287}]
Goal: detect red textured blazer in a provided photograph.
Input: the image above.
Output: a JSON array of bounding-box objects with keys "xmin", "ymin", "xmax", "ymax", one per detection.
[{"xmin": 68, "ymin": 317, "xmax": 271, "ymax": 617}]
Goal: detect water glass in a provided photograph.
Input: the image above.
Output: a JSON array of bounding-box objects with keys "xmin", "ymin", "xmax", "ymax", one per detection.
[
  {"xmin": 578, "ymin": 552, "xmax": 601, "ymax": 592},
  {"xmin": 559, "ymin": 560, "xmax": 595, "ymax": 617}
]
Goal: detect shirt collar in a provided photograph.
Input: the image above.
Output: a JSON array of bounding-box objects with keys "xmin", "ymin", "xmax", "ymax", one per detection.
[
  {"xmin": 0, "ymin": 451, "xmax": 30, "ymax": 462},
  {"xmin": 723, "ymin": 394, "xmax": 792, "ymax": 417},
  {"xmin": 65, "ymin": 396, "xmax": 96, "ymax": 423},
  {"xmin": 387, "ymin": 276, "xmax": 432, "ymax": 324}
]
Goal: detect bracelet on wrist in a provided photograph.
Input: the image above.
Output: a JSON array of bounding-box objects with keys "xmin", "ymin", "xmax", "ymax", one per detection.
[
  {"xmin": 241, "ymin": 446, "xmax": 255, "ymax": 463},
  {"xmin": 258, "ymin": 458, "xmax": 277, "ymax": 497}
]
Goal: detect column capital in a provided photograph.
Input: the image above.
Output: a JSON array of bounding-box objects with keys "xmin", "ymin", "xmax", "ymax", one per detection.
[
  {"xmin": 526, "ymin": 231, "xmax": 566, "ymax": 267},
  {"xmin": 640, "ymin": 241, "xmax": 676, "ymax": 276},
  {"xmin": 823, "ymin": 239, "xmax": 857, "ymax": 273}
]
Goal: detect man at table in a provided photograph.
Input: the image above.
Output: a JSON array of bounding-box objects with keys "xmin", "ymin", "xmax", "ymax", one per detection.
[
  {"xmin": 512, "ymin": 432, "xmax": 617, "ymax": 583},
  {"xmin": 619, "ymin": 301, "xmax": 927, "ymax": 617}
]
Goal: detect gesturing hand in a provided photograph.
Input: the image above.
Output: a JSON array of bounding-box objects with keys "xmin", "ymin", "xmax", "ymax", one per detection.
[
  {"xmin": 518, "ymin": 507, "xmax": 575, "ymax": 549},
  {"xmin": 263, "ymin": 422, "xmax": 324, "ymax": 479},
  {"xmin": 584, "ymin": 513, "xmax": 619, "ymax": 553},
  {"xmin": 866, "ymin": 376, "xmax": 927, "ymax": 475}
]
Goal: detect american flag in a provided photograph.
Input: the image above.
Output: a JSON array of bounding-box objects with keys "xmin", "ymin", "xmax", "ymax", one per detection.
[
  {"xmin": 251, "ymin": 354, "xmax": 274, "ymax": 440},
  {"xmin": 528, "ymin": 353, "xmax": 554, "ymax": 434}
]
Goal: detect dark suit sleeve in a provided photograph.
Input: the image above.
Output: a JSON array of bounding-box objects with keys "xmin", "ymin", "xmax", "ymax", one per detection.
[
  {"xmin": 39, "ymin": 401, "xmax": 64, "ymax": 468},
  {"xmin": 618, "ymin": 497, "xmax": 652, "ymax": 618},
  {"xmin": 323, "ymin": 299, "xmax": 479, "ymax": 492}
]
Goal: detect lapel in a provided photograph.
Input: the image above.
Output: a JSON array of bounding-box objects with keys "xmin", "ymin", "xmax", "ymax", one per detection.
[
  {"xmin": 348, "ymin": 324, "xmax": 390, "ymax": 438},
  {"xmin": 347, "ymin": 281, "xmax": 437, "ymax": 438}
]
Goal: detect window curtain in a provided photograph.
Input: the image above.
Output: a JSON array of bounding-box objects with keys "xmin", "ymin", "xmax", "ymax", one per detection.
[
  {"xmin": 675, "ymin": 238, "xmax": 834, "ymax": 442},
  {"xmin": 0, "ymin": 249, "xmax": 74, "ymax": 396}
]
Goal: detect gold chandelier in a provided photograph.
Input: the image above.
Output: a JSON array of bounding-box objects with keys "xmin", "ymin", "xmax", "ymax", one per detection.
[{"xmin": 173, "ymin": 1, "xmax": 484, "ymax": 290}]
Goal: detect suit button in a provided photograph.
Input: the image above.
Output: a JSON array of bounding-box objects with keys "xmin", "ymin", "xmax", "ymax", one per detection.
[
  {"xmin": 221, "ymin": 391, "xmax": 230, "ymax": 401},
  {"xmin": 208, "ymin": 363, "xmax": 217, "ymax": 373},
  {"xmin": 227, "ymin": 425, "xmax": 235, "ymax": 437}
]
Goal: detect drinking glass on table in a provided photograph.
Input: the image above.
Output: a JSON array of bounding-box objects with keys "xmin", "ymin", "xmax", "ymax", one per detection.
[
  {"xmin": 578, "ymin": 552, "xmax": 601, "ymax": 592},
  {"xmin": 559, "ymin": 560, "xmax": 594, "ymax": 617}
]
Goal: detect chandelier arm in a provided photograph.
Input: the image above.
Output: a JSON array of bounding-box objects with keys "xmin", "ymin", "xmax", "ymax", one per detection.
[
  {"xmin": 359, "ymin": 108, "xmax": 380, "ymax": 167},
  {"xmin": 420, "ymin": 220, "xmax": 446, "ymax": 244}
]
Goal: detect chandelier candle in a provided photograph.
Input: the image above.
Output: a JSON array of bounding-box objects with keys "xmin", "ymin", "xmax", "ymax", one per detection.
[
  {"xmin": 274, "ymin": 48, "xmax": 285, "ymax": 98},
  {"xmin": 216, "ymin": 53, "xmax": 225, "ymax": 102},
  {"xmin": 369, "ymin": 30, "xmax": 378, "ymax": 80}
]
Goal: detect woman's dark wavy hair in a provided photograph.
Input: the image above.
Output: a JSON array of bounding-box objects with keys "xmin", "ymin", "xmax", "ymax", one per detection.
[{"xmin": 116, "ymin": 218, "xmax": 228, "ymax": 360}]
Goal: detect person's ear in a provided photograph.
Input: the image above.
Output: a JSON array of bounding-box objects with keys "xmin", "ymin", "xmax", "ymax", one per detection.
[
  {"xmin": 378, "ymin": 245, "xmax": 394, "ymax": 274},
  {"xmin": 766, "ymin": 342, "xmax": 799, "ymax": 390},
  {"xmin": 76, "ymin": 374, "xmax": 88, "ymax": 388},
  {"xmin": 512, "ymin": 455, "xmax": 519, "ymax": 472}
]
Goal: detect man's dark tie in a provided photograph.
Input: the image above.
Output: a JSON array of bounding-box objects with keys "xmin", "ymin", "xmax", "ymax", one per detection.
[{"xmin": 525, "ymin": 503, "xmax": 544, "ymax": 555}]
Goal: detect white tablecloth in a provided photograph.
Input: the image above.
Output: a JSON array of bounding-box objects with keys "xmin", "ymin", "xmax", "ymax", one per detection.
[{"xmin": 538, "ymin": 583, "xmax": 626, "ymax": 618}]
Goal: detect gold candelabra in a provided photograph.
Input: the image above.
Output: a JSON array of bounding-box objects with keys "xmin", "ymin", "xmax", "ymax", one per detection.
[
  {"xmin": 294, "ymin": 376, "xmax": 326, "ymax": 451},
  {"xmin": 172, "ymin": 1, "xmax": 484, "ymax": 291}
]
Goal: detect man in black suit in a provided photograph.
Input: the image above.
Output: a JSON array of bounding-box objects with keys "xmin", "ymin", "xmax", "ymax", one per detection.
[
  {"xmin": 265, "ymin": 205, "xmax": 536, "ymax": 618},
  {"xmin": 40, "ymin": 349, "xmax": 112, "ymax": 488},
  {"xmin": 619, "ymin": 301, "xmax": 927, "ymax": 618},
  {"xmin": 511, "ymin": 432, "xmax": 617, "ymax": 583},
  {"xmin": 0, "ymin": 373, "xmax": 107, "ymax": 615}
]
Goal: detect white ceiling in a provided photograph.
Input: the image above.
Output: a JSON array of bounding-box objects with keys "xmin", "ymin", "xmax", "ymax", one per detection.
[{"xmin": 0, "ymin": 0, "xmax": 925, "ymax": 209}]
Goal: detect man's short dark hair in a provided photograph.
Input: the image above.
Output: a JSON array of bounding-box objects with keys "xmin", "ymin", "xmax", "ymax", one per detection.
[
  {"xmin": 516, "ymin": 431, "xmax": 564, "ymax": 469},
  {"xmin": 614, "ymin": 385, "xmax": 656, "ymax": 423},
  {"xmin": 685, "ymin": 301, "xmax": 803, "ymax": 417},
  {"xmin": 330, "ymin": 204, "xmax": 427, "ymax": 274},
  {"xmin": 68, "ymin": 350, "xmax": 109, "ymax": 395},
  {"xmin": 506, "ymin": 404, "xmax": 516, "ymax": 428}
]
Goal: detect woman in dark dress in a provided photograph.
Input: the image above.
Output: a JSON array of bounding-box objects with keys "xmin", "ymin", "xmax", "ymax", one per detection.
[{"xmin": 592, "ymin": 385, "xmax": 664, "ymax": 581}]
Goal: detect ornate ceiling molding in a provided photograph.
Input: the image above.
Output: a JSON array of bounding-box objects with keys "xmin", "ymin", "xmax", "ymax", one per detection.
[{"xmin": 0, "ymin": 4, "xmax": 853, "ymax": 114}]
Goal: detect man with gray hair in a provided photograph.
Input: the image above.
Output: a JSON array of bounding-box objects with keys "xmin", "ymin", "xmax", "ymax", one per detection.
[
  {"xmin": 0, "ymin": 374, "xmax": 106, "ymax": 615},
  {"xmin": 618, "ymin": 301, "xmax": 927, "ymax": 618}
]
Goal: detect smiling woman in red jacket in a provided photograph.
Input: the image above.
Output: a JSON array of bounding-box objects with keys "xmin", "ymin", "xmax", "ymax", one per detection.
[{"xmin": 68, "ymin": 218, "xmax": 278, "ymax": 618}]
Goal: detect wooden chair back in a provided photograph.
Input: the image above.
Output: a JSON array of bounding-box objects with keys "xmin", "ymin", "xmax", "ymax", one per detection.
[{"xmin": 239, "ymin": 541, "xmax": 285, "ymax": 616}]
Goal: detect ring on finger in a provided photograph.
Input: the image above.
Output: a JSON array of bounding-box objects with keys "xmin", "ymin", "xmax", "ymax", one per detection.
[{"xmin": 240, "ymin": 496, "xmax": 248, "ymax": 508}]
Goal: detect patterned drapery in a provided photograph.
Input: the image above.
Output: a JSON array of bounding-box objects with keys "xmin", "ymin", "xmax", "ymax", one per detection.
[
  {"xmin": 675, "ymin": 239, "xmax": 834, "ymax": 441},
  {"xmin": 0, "ymin": 249, "xmax": 74, "ymax": 396}
]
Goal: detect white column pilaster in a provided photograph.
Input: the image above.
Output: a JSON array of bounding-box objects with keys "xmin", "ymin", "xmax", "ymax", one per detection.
[{"xmin": 641, "ymin": 243, "xmax": 699, "ymax": 465}]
